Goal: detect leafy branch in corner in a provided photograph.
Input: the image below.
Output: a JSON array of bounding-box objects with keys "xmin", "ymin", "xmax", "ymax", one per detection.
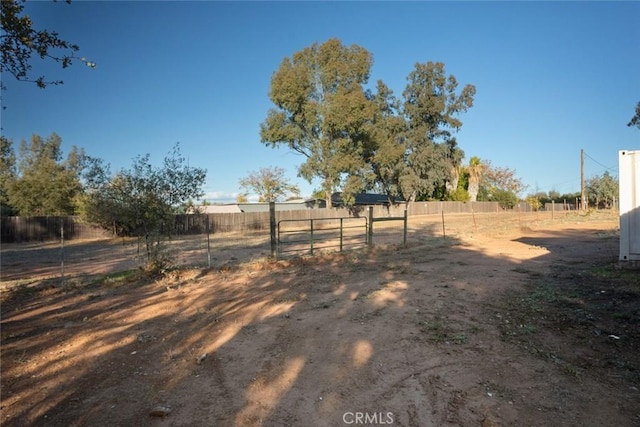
[{"xmin": 0, "ymin": 0, "xmax": 96, "ymax": 91}]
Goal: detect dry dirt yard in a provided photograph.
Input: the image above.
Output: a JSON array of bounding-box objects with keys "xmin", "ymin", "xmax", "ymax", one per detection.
[{"xmin": 1, "ymin": 211, "xmax": 639, "ymax": 426}]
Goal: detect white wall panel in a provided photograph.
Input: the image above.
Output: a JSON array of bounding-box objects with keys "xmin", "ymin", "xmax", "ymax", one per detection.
[{"xmin": 619, "ymin": 150, "xmax": 640, "ymax": 261}]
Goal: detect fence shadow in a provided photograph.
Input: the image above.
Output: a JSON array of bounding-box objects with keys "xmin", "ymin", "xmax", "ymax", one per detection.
[{"xmin": 2, "ymin": 211, "xmax": 635, "ymax": 427}]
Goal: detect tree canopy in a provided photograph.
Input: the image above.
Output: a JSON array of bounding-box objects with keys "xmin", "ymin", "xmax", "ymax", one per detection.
[
  {"xmin": 1, "ymin": 133, "xmax": 86, "ymax": 215},
  {"xmin": 0, "ymin": 0, "xmax": 95, "ymax": 90},
  {"xmin": 261, "ymin": 39, "xmax": 476, "ymax": 206},
  {"xmin": 398, "ymin": 62, "xmax": 474, "ymax": 202},
  {"xmin": 351, "ymin": 63, "xmax": 475, "ymax": 205},
  {"xmin": 458, "ymin": 158, "xmax": 526, "ymax": 209},
  {"xmin": 83, "ymin": 143, "xmax": 206, "ymax": 240},
  {"xmin": 0, "ymin": 136, "xmax": 16, "ymax": 214},
  {"xmin": 239, "ymin": 166, "xmax": 300, "ymax": 202},
  {"xmin": 481, "ymin": 162, "xmax": 526, "ymax": 209},
  {"xmin": 586, "ymin": 171, "xmax": 618, "ymax": 209},
  {"xmin": 260, "ymin": 38, "xmax": 374, "ymax": 208},
  {"xmin": 352, "ymin": 80, "xmax": 408, "ymax": 205}
]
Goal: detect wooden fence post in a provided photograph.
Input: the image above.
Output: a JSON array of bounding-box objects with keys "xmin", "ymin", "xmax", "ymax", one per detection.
[
  {"xmin": 206, "ymin": 216, "xmax": 211, "ymax": 268},
  {"xmin": 403, "ymin": 209, "xmax": 408, "ymax": 246},
  {"xmin": 60, "ymin": 218, "xmax": 65, "ymax": 284},
  {"xmin": 472, "ymin": 207, "xmax": 477, "ymax": 233},
  {"xmin": 269, "ymin": 202, "xmax": 276, "ymax": 258},
  {"xmin": 367, "ymin": 206, "xmax": 373, "ymax": 248}
]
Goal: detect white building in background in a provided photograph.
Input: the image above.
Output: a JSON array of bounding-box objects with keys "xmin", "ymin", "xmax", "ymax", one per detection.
[
  {"xmin": 194, "ymin": 204, "xmax": 243, "ymax": 214},
  {"xmin": 188, "ymin": 198, "xmax": 326, "ymax": 214},
  {"xmin": 619, "ymin": 150, "xmax": 640, "ymax": 262}
]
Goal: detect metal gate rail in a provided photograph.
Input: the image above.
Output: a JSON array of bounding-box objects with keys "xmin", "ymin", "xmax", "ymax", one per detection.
[{"xmin": 277, "ymin": 217, "xmax": 368, "ymax": 257}]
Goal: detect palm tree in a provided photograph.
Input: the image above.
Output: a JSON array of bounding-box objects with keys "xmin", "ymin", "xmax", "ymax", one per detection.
[{"xmin": 467, "ymin": 156, "xmax": 485, "ymax": 202}]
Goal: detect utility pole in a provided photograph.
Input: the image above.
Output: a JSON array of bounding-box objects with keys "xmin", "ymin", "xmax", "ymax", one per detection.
[{"xmin": 581, "ymin": 148, "xmax": 586, "ymax": 211}]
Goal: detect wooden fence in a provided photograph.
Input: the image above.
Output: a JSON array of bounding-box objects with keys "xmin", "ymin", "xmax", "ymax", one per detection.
[
  {"xmin": 1, "ymin": 216, "xmax": 110, "ymax": 243},
  {"xmin": 175, "ymin": 201, "xmax": 507, "ymax": 235},
  {"xmin": 2, "ymin": 201, "xmax": 521, "ymax": 243}
]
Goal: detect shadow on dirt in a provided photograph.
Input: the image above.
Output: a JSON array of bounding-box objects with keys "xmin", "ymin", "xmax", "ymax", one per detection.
[
  {"xmin": 0, "ymin": 232, "xmax": 279, "ymax": 282},
  {"xmin": 2, "ymin": 215, "xmax": 639, "ymax": 426},
  {"xmin": 501, "ymin": 229, "xmax": 639, "ymax": 392}
]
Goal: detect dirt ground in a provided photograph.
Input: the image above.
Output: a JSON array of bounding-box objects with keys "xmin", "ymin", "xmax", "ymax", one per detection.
[{"xmin": 1, "ymin": 211, "xmax": 639, "ymax": 426}]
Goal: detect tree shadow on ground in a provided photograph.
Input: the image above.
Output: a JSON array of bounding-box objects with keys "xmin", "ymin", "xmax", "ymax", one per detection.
[{"xmin": 2, "ymin": 214, "xmax": 638, "ymax": 426}]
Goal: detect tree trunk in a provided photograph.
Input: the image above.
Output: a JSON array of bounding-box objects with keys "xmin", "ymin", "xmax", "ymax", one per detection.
[
  {"xmin": 468, "ymin": 179, "xmax": 479, "ymax": 202},
  {"xmin": 446, "ymin": 165, "xmax": 459, "ymax": 195},
  {"xmin": 324, "ymin": 176, "xmax": 333, "ymax": 209}
]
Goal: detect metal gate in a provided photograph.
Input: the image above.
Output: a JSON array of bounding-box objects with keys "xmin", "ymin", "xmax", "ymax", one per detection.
[{"xmin": 277, "ymin": 217, "xmax": 368, "ymax": 257}]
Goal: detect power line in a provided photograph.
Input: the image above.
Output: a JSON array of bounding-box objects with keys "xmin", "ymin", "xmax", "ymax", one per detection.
[{"xmin": 583, "ymin": 151, "xmax": 618, "ymax": 173}]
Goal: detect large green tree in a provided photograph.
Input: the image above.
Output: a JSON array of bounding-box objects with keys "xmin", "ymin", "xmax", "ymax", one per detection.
[
  {"xmin": 348, "ymin": 62, "xmax": 475, "ymax": 204},
  {"xmin": 239, "ymin": 166, "xmax": 300, "ymax": 202},
  {"xmin": 363, "ymin": 80, "xmax": 407, "ymax": 204},
  {"xmin": 0, "ymin": 136, "xmax": 16, "ymax": 214},
  {"xmin": 4, "ymin": 133, "xmax": 85, "ymax": 215},
  {"xmin": 1, "ymin": 0, "xmax": 95, "ymax": 90},
  {"xmin": 399, "ymin": 62, "xmax": 475, "ymax": 202},
  {"xmin": 586, "ymin": 171, "xmax": 618, "ymax": 209},
  {"xmin": 260, "ymin": 38, "xmax": 374, "ymax": 208},
  {"xmin": 261, "ymin": 42, "xmax": 476, "ymax": 207}
]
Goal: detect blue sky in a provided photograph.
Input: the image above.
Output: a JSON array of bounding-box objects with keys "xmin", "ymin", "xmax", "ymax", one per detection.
[{"xmin": 2, "ymin": 1, "xmax": 639, "ymax": 203}]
